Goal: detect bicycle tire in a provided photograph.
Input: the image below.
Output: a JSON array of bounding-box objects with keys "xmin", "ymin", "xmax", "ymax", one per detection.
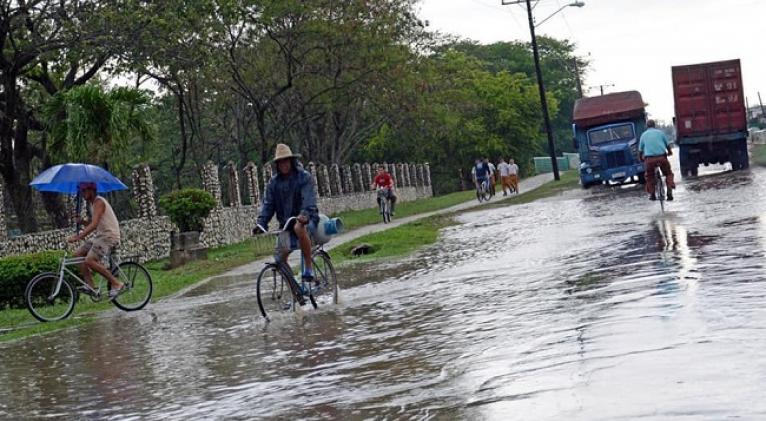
[
  {"xmin": 25, "ymin": 272, "xmax": 76, "ymax": 322},
  {"xmin": 111, "ymin": 262, "xmax": 153, "ymax": 311},
  {"xmin": 257, "ymin": 263, "xmax": 292, "ymax": 320},
  {"xmin": 312, "ymin": 250, "xmax": 339, "ymax": 305},
  {"xmin": 655, "ymin": 168, "xmax": 665, "ymax": 212},
  {"xmin": 383, "ymin": 199, "xmax": 391, "ymax": 223}
]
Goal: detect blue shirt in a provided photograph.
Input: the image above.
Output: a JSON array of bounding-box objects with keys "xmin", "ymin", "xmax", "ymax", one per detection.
[
  {"xmin": 639, "ymin": 128, "xmax": 669, "ymax": 157},
  {"xmin": 473, "ymin": 163, "xmax": 490, "ymax": 180},
  {"xmin": 257, "ymin": 167, "xmax": 319, "ymax": 231}
]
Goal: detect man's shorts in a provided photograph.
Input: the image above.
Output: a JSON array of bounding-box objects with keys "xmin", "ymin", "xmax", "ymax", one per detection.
[
  {"xmin": 275, "ymin": 219, "xmax": 318, "ymax": 262},
  {"xmin": 77, "ymin": 235, "xmax": 119, "ymax": 261}
]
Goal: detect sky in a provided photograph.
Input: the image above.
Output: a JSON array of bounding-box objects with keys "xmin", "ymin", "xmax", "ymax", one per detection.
[{"xmin": 418, "ymin": 0, "xmax": 766, "ymax": 121}]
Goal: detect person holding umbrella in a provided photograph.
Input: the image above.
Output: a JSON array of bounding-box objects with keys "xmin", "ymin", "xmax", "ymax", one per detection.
[{"xmin": 66, "ymin": 182, "xmax": 125, "ymax": 299}]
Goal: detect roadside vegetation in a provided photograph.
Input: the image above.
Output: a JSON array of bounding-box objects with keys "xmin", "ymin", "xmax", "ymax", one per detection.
[{"xmin": 751, "ymin": 144, "xmax": 766, "ymax": 167}]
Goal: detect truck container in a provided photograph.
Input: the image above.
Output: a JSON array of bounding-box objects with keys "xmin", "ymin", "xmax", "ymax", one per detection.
[
  {"xmin": 572, "ymin": 91, "xmax": 647, "ymax": 188},
  {"xmin": 672, "ymin": 59, "xmax": 748, "ymax": 176}
]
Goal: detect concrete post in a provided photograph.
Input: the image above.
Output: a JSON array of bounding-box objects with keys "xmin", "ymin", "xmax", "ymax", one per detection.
[
  {"xmin": 389, "ymin": 163, "xmax": 399, "ymax": 188},
  {"xmin": 417, "ymin": 164, "xmax": 426, "ymax": 187},
  {"xmin": 319, "ymin": 164, "xmax": 332, "ymax": 197},
  {"xmin": 131, "ymin": 164, "xmax": 157, "ymax": 218},
  {"xmin": 343, "ymin": 165, "xmax": 354, "ymax": 193},
  {"xmin": 227, "ymin": 161, "xmax": 242, "ymax": 207},
  {"xmin": 307, "ymin": 162, "xmax": 319, "ymax": 191},
  {"xmin": 353, "ymin": 163, "xmax": 363, "ymax": 192},
  {"xmin": 424, "ymin": 162, "xmax": 432, "ymax": 186},
  {"xmin": 201, "ymin": 161, "xmax": 223, "ymax": 208},
  {"xmin": 363, "ymin": 163, "xmax": 373, "ymax": 190},
  {"xmin": 402, "ymin": 163, "xmax": 410, "ymax": 187},
  {"xmin": 330, "ymin": 164, "xmax": 342, "ymax": 196},
  {"xmin": 410, "ymin": 163, "xmax": 419, "ymax": 187},
  {"xmin": 243, "ymin": 162, "xmax": 260, "ymax": 207}
]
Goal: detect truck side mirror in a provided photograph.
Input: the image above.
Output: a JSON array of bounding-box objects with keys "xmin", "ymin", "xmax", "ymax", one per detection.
[{"xmin": 573, "ymin": 137, "xmax": 579, "ymax": 149}]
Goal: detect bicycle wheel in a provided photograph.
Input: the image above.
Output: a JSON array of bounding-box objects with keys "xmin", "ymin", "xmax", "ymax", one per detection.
[
  {"xmin": 257, "ymin": 263, "xmax": 296, "ymax": 319},
  {"xmin": 312, "ymin": 251, "xmax": 339, "ymax": 305},
  {"xmin": 383, "ymin": 199, "xmax": 391, "ymax": 223},
  {"xmin": 655, "ymin": 169, "xmax": 665, "ymax": 212},
  {"xmin": 379, "ymin": 198, "xmax": 387, "ymax": 223},
  {"xmin": 111, "ymin": 262, "xmax": 153, "ymax": 311},
  {"xmin": 25, "ymin": 273, "xmax": 76, "ymax": 322}
]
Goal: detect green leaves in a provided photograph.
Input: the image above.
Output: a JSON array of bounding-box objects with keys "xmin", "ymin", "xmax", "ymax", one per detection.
[
  {"xmin": 42, "ymin": 84, "xmax": 156, "ymax": 171},
  {"xmin": 159, "ymin": 189, "xmax": 217, "ymax": 232}
]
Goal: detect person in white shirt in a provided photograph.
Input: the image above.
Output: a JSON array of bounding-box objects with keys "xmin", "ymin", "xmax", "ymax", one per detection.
[
  {"xmin": 485, "ymin": 158, "xmax": 497, "ymax": 197},
  {"xmin": 508, "ymin": 159, "xmax": 520, "ymax": 194},
  {"xmin": 497, "ymin": 158, "xmax": 513, "ymax": 196}
]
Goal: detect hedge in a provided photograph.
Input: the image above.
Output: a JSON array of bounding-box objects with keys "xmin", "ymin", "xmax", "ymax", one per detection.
[
  {"xmin": 159, "ymin": 188, "xmax": 217, "ymax": 232},
  {"xmin": 0, "ymin": 251, "xmax": 63, "ymax": 310}
]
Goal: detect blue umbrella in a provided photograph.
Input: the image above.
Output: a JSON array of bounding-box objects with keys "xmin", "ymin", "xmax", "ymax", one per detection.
[{"xmin": 30, "ymin": 163, "xmax": 128, "ymax": 194}]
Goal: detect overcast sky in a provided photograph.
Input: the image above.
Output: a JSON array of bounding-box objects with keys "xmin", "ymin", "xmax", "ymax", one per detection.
[{"xmin": 418, "ymin": 0, "xmax": 765, "ymax": 121}]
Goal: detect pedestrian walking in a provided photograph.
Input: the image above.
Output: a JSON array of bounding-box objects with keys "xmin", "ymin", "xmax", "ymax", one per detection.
[
  {"xmin": 508, "ymin": 159, "xmax": 520, "ymax": 194},
  {"xmin": 485, "ymin": 158, "xmax": 497, "ymax": 197},
  {"xmin": 497, "ymin": 158, "xmax": 513, "ymax": 196}
]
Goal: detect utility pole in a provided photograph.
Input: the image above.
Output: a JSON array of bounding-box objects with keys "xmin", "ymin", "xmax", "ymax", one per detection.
[
  {"xmin": 591, "ymin": 84, "xmax": 615, "ymax": 96},
  {"xmin": 758, "ymin": 92, "xmax": 766, "ymax": 124},
  {"xmin": 573, "ymin": 57, "xmax": 583, "ymax": 99}
]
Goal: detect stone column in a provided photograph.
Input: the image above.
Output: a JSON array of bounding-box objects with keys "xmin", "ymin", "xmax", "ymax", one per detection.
[
  {"xmin": 243, "ymin": 162, "xmax": 260, "ymax": 207},
  {"xmin": 131, "ymin": 164, "xmax": 157, "ymax": 218},
  {"xmin": 353, "ymin": 163, "xmax": 363, "ymax": 192},
  {"xmin": 417, "ymin": 164, "xmax": 426, "ymax": 187},
  {"xmin": 0, "ymin": 184, "xmax": 6, "ymax": 242},
  {"xmin": 330, "ymin": 164, "xmax": 342, "ymax": 196},
  {"xmin": 307, "ymin": 162, "xmax": 319, "ymax": 190},
  {"xmin": 343, "ymin": 165, "xmax": 354, "ymax": 193},
  {"xmin": 262, "ymin": 165, "xmax": 273, "ymax": 192},
  {"xmin": 424, "ymin": 163, "xmax": 432, "ymax": 186},
  {"xmin": 201, "ymin": 161, "xmax": 222, "ymax": 208},
  {"xmin": 362, "ymin": 163, "xmax": 373, "ymax": 190},
  {"xmin": 319, "ymin": 164, "xmax": 332, "ymax": 197},
  {"xmin": 390, "ymin": 163, "xmax": 399, "ymax": 188},
  {"xmin": 402, "ymin": 163, "xmax": 410, "ymax": 187},
  {"xmin": 410, "ymin": 163, "xmax": 419, "ymax": 187},
  {"xmin": 227, "ymin": 161, "xmax": 242, "ymax": 207}
]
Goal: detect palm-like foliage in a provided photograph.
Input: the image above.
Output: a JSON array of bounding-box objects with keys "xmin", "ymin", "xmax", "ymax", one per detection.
[{"xmin": 43, "ymin": 84, "xmax": 155, "ymax": 170}]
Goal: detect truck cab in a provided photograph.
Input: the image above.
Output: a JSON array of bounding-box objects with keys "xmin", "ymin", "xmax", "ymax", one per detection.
[{"xmin": 573, "ymin": 91, "xmax": 647, "ymax": 188}]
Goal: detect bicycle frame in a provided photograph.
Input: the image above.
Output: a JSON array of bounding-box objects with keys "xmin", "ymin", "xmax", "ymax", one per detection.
[{"xmin": 49, "ymin": 252, "xmax": 121, "ymax": 299}]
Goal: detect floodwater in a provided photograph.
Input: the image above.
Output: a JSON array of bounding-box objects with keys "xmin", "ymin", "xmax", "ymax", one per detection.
[{"xmin": 4, "ymin": 160, "xmax": 766, "ymax": 420}]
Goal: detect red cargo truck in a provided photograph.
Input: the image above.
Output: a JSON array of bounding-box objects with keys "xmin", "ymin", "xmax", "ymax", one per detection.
[{"xmin": 672, "ymin": 59, "xmax": 749, "ymax": 176}]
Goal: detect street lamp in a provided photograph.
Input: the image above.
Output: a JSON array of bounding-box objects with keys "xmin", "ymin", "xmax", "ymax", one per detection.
[{"xmin": 501, "ymin": 0, "xmax": 585, "ymax": 181}]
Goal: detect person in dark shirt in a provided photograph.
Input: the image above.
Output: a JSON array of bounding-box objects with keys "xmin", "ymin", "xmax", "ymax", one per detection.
[{"xmin": 254, "ymin": 144, "xmax": 319, "ymax": 284}]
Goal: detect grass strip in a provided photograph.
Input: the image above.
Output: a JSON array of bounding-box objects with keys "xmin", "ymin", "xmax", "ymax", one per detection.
[{"xmin": 752, "ymin": 144, "xmax": 766, "ymax": 167}]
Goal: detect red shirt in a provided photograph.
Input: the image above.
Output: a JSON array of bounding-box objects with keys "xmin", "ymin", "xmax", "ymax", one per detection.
[{"xmin": 373, "ymin": 172, "xmax": 394, "ymax": 189}]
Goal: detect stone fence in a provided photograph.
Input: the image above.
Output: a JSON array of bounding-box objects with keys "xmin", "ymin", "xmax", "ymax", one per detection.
[{"xmin": 0, "ymin": 161, "xmax": 432, "ymax": 261}]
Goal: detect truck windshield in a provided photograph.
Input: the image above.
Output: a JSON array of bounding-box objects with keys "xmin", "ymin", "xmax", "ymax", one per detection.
[{"xmin": 588, "ymin": 124, "xmax": 635, "ymax": 145}]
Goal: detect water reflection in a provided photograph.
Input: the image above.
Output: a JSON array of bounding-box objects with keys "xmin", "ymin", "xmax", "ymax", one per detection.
[{"xmin": 5, "ymin": 165, "xmax": 766, "ymax": 419}]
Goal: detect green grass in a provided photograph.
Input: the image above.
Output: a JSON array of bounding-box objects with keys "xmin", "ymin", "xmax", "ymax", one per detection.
[
  {"xmin": 0, "ymin": 238, "xmax": 272, "ymax": 343},
  {"xmin": 752, "ymin": 144, "xmax": 766, "ymax": 167},
  {"xmin": 332, "ymin": 189, "xmax": 476, "ymax": 231},
  {"xmin": 330, "ymin": 215, "xmax": 456, "ymax": 266},
  {"xmin": 473, "ymin": 171, "xmax": 579, "ymax": 210}
]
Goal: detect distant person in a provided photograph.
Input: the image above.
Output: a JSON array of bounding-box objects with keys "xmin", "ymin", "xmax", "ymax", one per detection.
[
  {"xmin": 508, "ymin": 158, "xmax": 520, "ymax": 194},
  {"xmin": 471, "ymin": 158, "xmax": 491, "ymax": 192},
  {"xmin": 639, "ymin": 119, "xmax": 675, "ymax": 201},
  {"xmin": 485, "ymin": 158, "xmax": 497, "ymax": 197},
  {"xmin": 497, "ymin": 158, "xmax": 513, "ymax": 196},
  {"xmin": 371, "ymin": 164, "xmax": 397, "ymax": 215},
  {"xmin": 66, "ymin": 182, "xmax": 124, "ymax": 299}
]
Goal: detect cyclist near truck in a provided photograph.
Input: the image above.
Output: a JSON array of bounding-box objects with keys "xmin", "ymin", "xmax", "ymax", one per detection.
[
  {"xmin": 639, "ymin": 119, "xmax": 675, "ymax": 201},
  {"xmin": 371, "ymin": 165, "xmax": 397, "ymax": 215},
  {"xmin": 253, "ymin": 144, "xmax": 320, "ymax": 288},
  {"xmin": 65, "ymin": 182, "xmax": 125, "ymax": 300},
  {"xmin": 471, "ymin": 158, "xmax": 490, "ymax": 191}
]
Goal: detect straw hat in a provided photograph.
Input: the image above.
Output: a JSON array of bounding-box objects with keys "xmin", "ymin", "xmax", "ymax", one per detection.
[{"xmin": 272, "ymin": 143, "xmax": 301, "ymax": 162}]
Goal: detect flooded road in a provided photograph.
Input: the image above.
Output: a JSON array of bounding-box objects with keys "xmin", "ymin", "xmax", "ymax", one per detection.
[{"xmin": 4, "ymin": 161, "xmax": 766, "ymax": 420}]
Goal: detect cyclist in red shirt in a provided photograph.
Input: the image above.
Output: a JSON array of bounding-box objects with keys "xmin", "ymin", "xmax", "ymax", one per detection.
[{"xmin": 371, "ymin": 165, "xmax": 398, "ymax": 215}]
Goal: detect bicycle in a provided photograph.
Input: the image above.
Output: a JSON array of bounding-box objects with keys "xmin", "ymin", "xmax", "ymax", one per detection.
[
  {"xmin": 24, "ymin": 248, "xmax": 153, "ymax": 322},
  {"xmin": 654, "ymin": 166, "xmax": 666, "ymax": 212},
  {"xmin": 476, "ymin": 179, "xmax": 491, "ymax": 203},
  {"xmin": 377, "ymin": 188, "xmax": 393, "ymax": 224},
  {"xmin": 255, "ymin": 217, "xmax": 338, "ymax": 321}
]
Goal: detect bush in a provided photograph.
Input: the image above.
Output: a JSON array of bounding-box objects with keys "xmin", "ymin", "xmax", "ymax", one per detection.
[
  {"xmin": 159, "ymin": 188, "xmax": 217, "ymax": 232},
  {"xmin": 0, "ymin": 251, "xmax": 63, "ymax": 310}
]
